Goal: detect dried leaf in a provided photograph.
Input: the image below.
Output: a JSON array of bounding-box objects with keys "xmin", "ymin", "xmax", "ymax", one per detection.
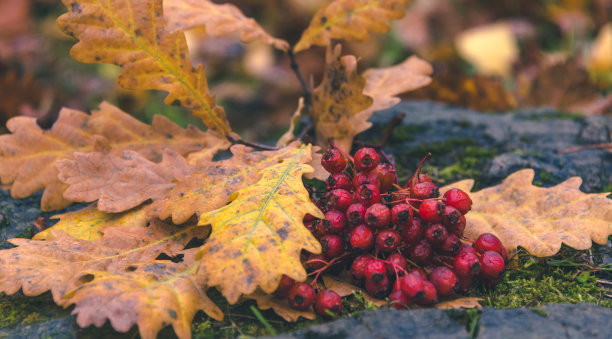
[
  {"xmin": 58, "ymin": 0, "xmax": 232, "ymax": 134},
  {"xmin": 304, "ymin": 146, "xmax": 328, "ymax": 181},
  {"xmin": 435, "ymin": 297, "xmax": 483, "ymax": 309},
  {"xmin": 0, "ymin": 101, "xmax": 220, "ymax": 211},
  {"xmin": 64, "ymin": 250, "xmax": 222, "ymax": 339},
  {"xmin": 294, "ymin": 0, "xmax": 411, "ymax": 52},
  {"xmin": 245, "ymin": 290, "xmax": 316, "ymax": 322},
  {"xmin": 588, "ymin": 23, "xmax": 612, "ymax": 74},
  {"xmin": 164, "ymin": 0, "xmax": 289, "ymax": 51},
  {"xmin": 311, "ymin": 45, "xmax": 373, "ymax": 153},
  {"xmin": 197, "ymin": 145, "xmax": 324, "ymax": 303},
  {"xmin": 441, "ymin": 169, "xmax": 612, "ymax": 257},
  {"xmin": 321, "ymin": 275, "xmax": 387, "ymax": 307},
  {"xmin": 34, "ymin": 204, "xmax": 149, "ymax": 241},
  {"xmin": 276, "ymin": 98, "xmax": 304, "ymax": 147}
]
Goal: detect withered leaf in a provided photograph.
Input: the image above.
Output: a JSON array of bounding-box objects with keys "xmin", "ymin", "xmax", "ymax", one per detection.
[
  {"xmin": 245, "ymin": 290, "xmax": 316, "ymax": 322},
  {"xmin": 58, "ymin": 0, "xmax": 232, "ymax": 134},
  {"xmin": 295, "ymin": 0, "xmax": 411, "ymax": 52},
  {"xmin": 197, "ymin": 145, "xmax": 324, "ymax": 303},
  {"xmin": 164, "ymin": 0, "xmax": 289, "ymax": 51},
  {"xmin": 441, "ymin": 169, "xmax": 612, "ymax": 257},
  {"xmin": 0, "ymin": 101, "xmax": 220, "ymax": 211},
  {"xmin": 435, "ymin": 297, "xmax": 483, "ymax": 309}
]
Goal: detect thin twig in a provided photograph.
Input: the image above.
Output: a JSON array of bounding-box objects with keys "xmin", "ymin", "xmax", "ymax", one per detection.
[
  {"xmin": 557, "ymin": 143, "xmax": 612, "ymax": 154},
  {"xmin": 379, "ymin": 112, "xmax": 405, "ymax": 146},
  {"xmin": 227, "ymin": 135, "xmax": 279, "ymax": 151},
  {"xmin": 288, "ymin": 49, "xmax": 312, "ymax": 112}
]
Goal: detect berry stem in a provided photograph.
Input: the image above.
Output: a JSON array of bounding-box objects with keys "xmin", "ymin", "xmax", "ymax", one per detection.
[
  {"xmin": 287, "ymin": 49, "xmax": 312, "ymax": 112},
  {"xmin": 329, "ymin": 139, "xmax": 354, "ymax": 163},
  {"xmin": 413, "ymin": 152, "xmax": 432, "ymax": 184}
]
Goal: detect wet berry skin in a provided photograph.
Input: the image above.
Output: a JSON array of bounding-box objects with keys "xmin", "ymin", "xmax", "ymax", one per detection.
[
  {"xmin": 288, "ymin": 282, "xmax": 316, "ymax": 311},
  {"xmin": 354, "ymin": 147, "xmax": 380, "ymax": 172},
  {"xmin": 321, "ymin": 148, "xmax": 346, "ymax": 174},
  {"xmin": 314, "ymin": 290, "xmax": 343, "ymax": 319}
]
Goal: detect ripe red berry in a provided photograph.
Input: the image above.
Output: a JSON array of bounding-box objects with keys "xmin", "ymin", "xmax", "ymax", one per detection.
[
  {"xmin": 418, "ymin": 199, "xmax": 444, "ymax": 223},
  {"xmin": 453, "ymin": 251, "xmax": 481, "ymax": 277},
  {"xmin": 375, "ymin": 229, "xmax": 401, "ymax": 253},
  {"xmin": 409, "ymin": 239, "xmax": 432, "ymax": 265},
  {"xmin": 388, "ymin": 289, "xmax": 410, "ymax": 309},
  {"xmin": 274, "ymin": 274, "xmax": 295, "ymax": 299},
  {"xmin": 411, "ymin": 181, "xmax": 440, "ymax": 200},
  {"xmin": 416, "ymin": 280, "xmax": 438, "ymax": 305},
  {"xmin": 442, "ymin": 205, "xmax": 462, "ymax": 226},
  {"xmin": 314, "ymin": 290, "xmax": 342, "ymax": 319},
  {"xmin": 350, "ymin": 254, "xmax": 374, "ymax": 285},
  {"xmin": 352, "ymin": 171, "xmax": 381, "ymax": 190},
  {"xmin": 443, "ymin": 188, "xmax": 472, "ymax": 215},
  {"xmin": 346, "ymin": 203, "xmax": 367, "ymax": 226},
  {"xmin": 349, "ymin": 225, "xmax": 375, "ymax": 250},
  {"xmin": 321, "ymin": 234, "xmax": 344, "ymax": 258},
  {"xmin": 408, "ymin": 267, "xmax": 428, "ymax": 280},
  {"xmin": 400, "ymin": 217, "xmax": 425, "ymax": 245},
  {"xmin": 305, "ymin": 253, "xmax": 328, "ymax": 271},
  {"xmin": 447, "ymin": 214, "xmax": 466, "ymax": 236},
  {"xmin": 405, "ymin": 173, "xmax": 433, "ymax": 188},
  {"xmin": 399, "ymin": 272, "xmax": 426, "ymax": 300},
  {"xmin": 288, "ymin": 282, "xmax": 316, "ymax": 311},
  {"xmin": 364, "ymin": 259, "xmax": 387, "ymax": 283},
  {"xmin": 439, "ymin": 233, "xmax": 461, "ymax": 255},
  {"xmin": 391, "ymin": 203, "xmax": 413, "ymax": 226},
  {"xmin": 324, "ymin": 210, "xmax": 347, "ymax": 234},
  {"xmin": 326, "ymin": 173, "xmax": 352, "ymax": 191},
  {"xmin": 458, "ymin": 243, "xmax": 478, "ymax": 256},
  {"xmin": 425, "ymin": 224, "xmax": 448, "ymax": 246},
  {"xmin": 353, "ymin": 184, "xmax": 381, "ymax": 207},
  {"xmin": 365, "ymin": 275, "xmax": 390, "ymax": 298},
  {"xmin": 474, "ymin": 233, "xmax": 507, "ymax": 260},
  {"xmin": 429, "ymin": 266, "xmax": 458, "ymax": 296},
  {"xmin": 321, "ymin": 148, "xmax": 347, "ymax": 174},
  {"xmin": 326, "ymin": 189, "xmax": 352, "ymax": 211},
  {"xmin": 372, "ymin": 163, "xmax": 396, "ymax": 192},
  {"xmin": 365, "ymin": 203, "xmax": 391, "ymax": 229},
  {"xmin": 354, "ymin": 148, "xmax": 379, "ymax": 172},
  {"xmin": 479, "ymin": 250, "xmax": 505, "ymax": 280},
  {"xmin": 385, "ymin": 253, "xmax": 408, "ymax": 277}
]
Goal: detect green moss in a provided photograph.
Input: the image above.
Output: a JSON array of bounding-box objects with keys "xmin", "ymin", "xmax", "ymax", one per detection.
[
  {"xmin": 0, "ymin": 292, "xmax": 68, "ymax": 328},
  {"xmin": 388, "ymin": 124, "xmax": 425, "ymax": 143}
]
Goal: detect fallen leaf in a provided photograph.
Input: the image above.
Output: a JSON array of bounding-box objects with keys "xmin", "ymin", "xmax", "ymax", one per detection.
[
  {"xmin": 304, "ymin": 146, "xmax": 328, "ymax": 181},
  {"xmin": 58, "ymin": 0, "xmax": 232, "ymax": 135},
  {"xmin": 245, "ymin": 290, "xmax": 316, "ymax": 322},
  {"xmin": 588, "ymin": 23, "xmax": 612, "ymax": 73},
  {"xmin": 294, "ymin": 0, "xmax": 411, "ymax": 52},
  {"xmin": 321, "ymin": 275, "xmax": 387, "ymax": 307},
  {"xmin": 197, "ymin": 145, "xmax": 324, "ymax": 303},
  {"xmin": 0, "ymin": 101, "xmax": 221, "ymax": 211},
  {"xmin": 276, "ymin": 98, "xmax": 304, "ymax": 147},
  {"xmin": 441, "ymin": 169, "xmax": 612, "ymax": 257},
  {"xmin": 164, "ymin": 0, "xmax": 289, "ymax": 51},
  {"xmin": 435, "ymin": 297, "xmax": 483, "ymax": 309}
]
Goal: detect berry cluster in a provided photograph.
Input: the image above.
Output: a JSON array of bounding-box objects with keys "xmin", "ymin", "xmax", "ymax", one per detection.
[{"xmin": 274, "ymin": 147, "xmax": 506, "ymax": 317}]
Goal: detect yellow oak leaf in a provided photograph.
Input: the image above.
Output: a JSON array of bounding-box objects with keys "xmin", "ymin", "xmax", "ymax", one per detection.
[
  {"xmin": 57, "ymin": 0, "xmax": 232, "ymax": 135},
  {"xmin": 245, "ymin": 290, "xmax": 316, "ymax": 322},
  {"xmin": 34, "ymin": 204, "xmax": 148, "ymax": 241},
  {"xmin": 63, "ymin": 250, "xmax": 222, "ymax": 339},
  {"xmin": 311, "ymin": 45, "xmax": 373, "ymax": 153},
  {"xmin": 197, "ymin": 145, "xmax": 324, "ymax": 303},
  {"xmin": 441, "ymin": 169, "xmax": 612, "ymax": 257},
  {"xmin": 164, "ymin": 0, "xmax": 289, "ymax": 51},
  {"xmin": 294, "ymin": 0, "xmax": 411, "ymax": 52},
  {"xmin": 0, "ymin": 101, "xmax": 221, "ymax": 211}
]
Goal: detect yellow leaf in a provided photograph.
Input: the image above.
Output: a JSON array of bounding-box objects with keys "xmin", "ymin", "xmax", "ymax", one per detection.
[
  {"xmin": 197, "ymin": 145, "xmax": 324, "ymax": 303},
  {"xmin": 57, "ymin": 0, "xmax": 232, "ymax": 135},
  {"xmin": 0, "ymin": 101, "xmax": 220, "ymax": 211},
  {"xmin": 435, "ymin": 297, "xmax": 483, "ymax": 309},
  {"xmin": 587, "ymin": 23, "xmax": 612, "ymax": 74},
  {"xmin": 34, "ymin": 204, "xmax": 148, "ymax": 241},
  {"xmin": 311, "ymin": 45, "xmax": 373, "ymax": 153},
  {"xmin": 294, "ymin": 0, "xmax": 411, "ymax": 52},
  {"xmin": 455, "ymin": 22, "xmax": 518, "ymax": 77},
  {"xmin": 164, "ymin": 0, "xmax": 289, "ymax": 51},
  {"xmin": 64, "ymin": 250, "xmax": 222, "ymax": 339},
  {"xmin": 245, "ymin": 290, "xmax": 316, "ymax": 322},
  {"xmin": 441, "ymin": 169, "xmax": 612, "ymax": 257}
]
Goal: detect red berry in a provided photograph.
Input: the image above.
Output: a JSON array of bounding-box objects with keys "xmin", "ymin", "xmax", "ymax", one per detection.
[
  {"xmin": 326, "ymin": 173, "xmax": 352, "ymax": 191},
  {"xmin": 321, "ymin": 234, "xmax": 344, "ymax": 258},
  {"xmin": 442, "ymin": 205, "xmax": 462, "ymax": 226},
  {"xmin": 474, "ymin": 233, "xmax": 506, "ymax": 260},
  {"xmin": 439, "ymin": 233, "xmax": 461, "ymax": 255},
  {"xmin": 346, "ymin": 203, "xmax": 367, "ymax": 226},
  {"xmin": 429, "ymin": 266, "xmax": 458, "ymax": 296},
  {"xmin": 304, "ymin": 214, "xmax": 315, "ymax": 223},
  {"xmin": 391, "ymin": 203, "xmax": 413, "ymax": 226},
  {"xmin": 409, "ymin": 239, "xmax": 432, "ymax": 265},
  {"xmin": 321, "ymin": 148, "xmax": 347, "ymax": 174},
  {"xmin": 479, "ymin": 250, "xmax": 505, "ymax": 280},
  {"xmin": 411, "ymin": 181, "xmax": 440, "ymax": 200},
  {"xmin": 408, "ymin": 267, "xmax": 428, "ymax": 280},
  {"xmin": 352, "ymin": 171, "xmax": 381, "ymax": 190},
  {"xmin": 400, "ymin": 217, "xmax": 425, "ymax": 245},
  {"xmin": 326, "ymin": 189, "xmax": 352, "ymax": 211},
  {"xmin": 447, "ymin": 214, "xmax": 466, "ymax": 236},
  {"xmin": 375, "ymin": 229, "xmax": 401, "ymax": 253},
  {"xmin": 372, "ymin": 163, "xmax": 396, "ymax": 192},
  {"xmin": 443, "ymin": 188, "xmax": 472, "ymax": 215},
  {"xmin": 350, "ymin": 254, "xmax": 374, "ymax": 285},
  {"xmin": 457, "ymin": 275, "xmax": 472, "ymax": 293},
  {"xmin": 365, "ymin": 275, "xmax": 390, "ymax": 298},
  {"xmin": 365, "ymin": 203, "xmax": 391, "ymax": 229},
  {"xmin": 424, "ymin": 224, "xmax": 448, "ymax": 246},
  {"xmin": 385, "ymin": 253, "xmax": 408, "ymax": 277},
  {"xmin": 388, "ymin": 289, "xmax": 410, "ymax": 309},
  {"xmin": 274, "ymin": 275, "xmax": 295, "ymax": 299},
  {"xmin": 324, "ymin": 210, "xmax": 347, "ymax": 234},
  {"xmin": 288, "ymin": 282, "xmax": 316, "ymax": 311},
  {"xmin": 313, "ymin": 219, "xmax": 330, "ymax": 238},
  {"xmin": 364, "ymin": 259, "xmax": 387, "ymax": 283},
  {"xmin": 453, "ymin": 251, "xmax": 481, "ymax": 278},
  {"xmin": 418, "ymin": 199, "xmax": 444, "ymax": 223},
  {"xmin": 305, "ymin": 253, "xmax": 328, "ymax": 271},
  {"xmin": 354, "ymin": 148, "xmax": 379, "ymax": 172},
  {"xmin": 349, "ymin": 225, "xmax": 375, "ymax": 250},
  {"xmin": 405, "ymin": 174, "xmax": 433, "ymax": 188},
  {"xmin": 399, "ymin": 272, "xmax": 426, "ymax": 300},
  {"xmin": 314, "ymin": 290, "xmax": 342, "ymax": 319},
  {"xmin": 416, "ymin": 280, "xmax": 438, "ymax": 305},
  {"xmin": 353, "ymin": 184, "xmax": 381, "ymax": 207},
  {"xmin": 458, "ymin": 243, "xmax": 478, "ymax": 256}
]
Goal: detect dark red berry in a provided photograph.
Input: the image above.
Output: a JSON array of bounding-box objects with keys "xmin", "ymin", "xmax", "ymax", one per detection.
[
  {"xmin": 349, "ymin": 225, "xmax": 375, "ymax": 250},
  {"xmin": 314, "ymin": 290, "xmax": 342, "ymax": 319},
  {"xmin": 400, "ymin": 217, "xmax": 425, "ymax": 245},
  {"xmin": 354, "ymin": 148, "xmax": 379, "ymax": 172},
  {"xmin": 288, "ymin": 282, "xmax": 316, "ymax": 311},
  {"xmin": 321, "ymin": 148, "xmax": 347, "ymax": 174},
  {"xmin": 326, "ymin": 189, "xmax": 352, "ymax": 211},
  {"xmin": 350, "ymin": 254, "xmax": 374, "ymax": 284},
  {"xmin": 399, "ymin": 272, "xmax": 426, "ymax": 300},
  {"xmin": 474, "ymin": 233, "xmax": 506, "ymax": 260},
  {"xmin": 425, "ymin": 224, "xmax": 448, "ymax": 246},
  {"xmin": 324, "ymin": 210, "xmax": 347, "ymax": 234},
  {"xmin": 365, "ymin": 203, "xmax": 391, "ymax": 229},
  {"xmin": 391, "ymin": 203, "xmax": 413, "ymax": 226},
  {"xmin": 447, "ymin": 214, "xmax": 466, "ymax": 236},
  {"xmin": 418, "ymin": 199, "xmax": 444, "ymax": 223},
  {"xmin": 346, "ymin": 203, "xmax": 367, "ymax": 226},
  {"xmin": 313, "ymin": 219, "xmax": 330, "ymax": 238},
  {"xmin": 352, "ymin": 171, "xmax": 381, "ymax": 190},
  {"xmin": 411, "ymin": 181, "xmax": 440, "ymax": 200},
  {"xmin": 457, "ymin": 275, "xmax": 472, "ymax": 293},
  {"xmin": 388, "ymin": 289, "xmax": 410, "ymax": 309},
  {"xmin": 365, "ymin": 275, "xmax": 390, "ymax": 298},
  {"xmin": 305, "ymin": 253, "xmax": 328, "ymax": 271},
  {"xmin": 416, "ymin": 280, "xmax": 438, "ymax": 305},
  {"xmin": 453, "ymin": 251, "xmax": 481, "ymax": 277},
  {"xmin": 405, "ymin": 174, "xmax": 433, "ymax": 188},
  {"xmin": 479, "ymin": 250, "xmax": 505, "ymax": 280},
  {"xmin": 429, "ymin": 266, "xmax": 458, "ymax": 296},
  {"xmin": 364, "ymin": 259, "xmax": 387, "ymax": 283},
  {"xmin": 458, "ymin": 243, "xmax": 478, "ymax": 256},
  {"xmin": 442, "ymin": 205, "xmax": 462, "ymax": 226},
  {"xmin": 353, "ymin": 184, "xmax": 381, "ymax": 207},
  {"xmin": 326, "ymin": 173, "xmax": 352, "ymax": 191},
  {"xmin": 409, "ymin": 239, "xmax": 432, "ymax": 265},
  {"xmin": 304, "ymin": 214, "xmax": 315, "ymax": 223},
  {"xmin": 385, "ymin": 253, "xmax": 408, "ymax": 277},
  {"xmin": 408, "ymin": 267, "xmax": 428, "ymax": 280},
  {"xmin": 321, "ymin": 234, "xmax": 344, "ymax": 258},
  {"xmin": 443, "ymin": 188, "xmax": 472, "ymax": 215},
  {"xmin": 439, "ymin": 233, "xmax": 461, "ymax": 255},
  {"xmin": 372, "ymin": 163, "xmax": 396, "ymax": 192},
  {"xmin": 274, "ymin": 275, "xmax": 295, "ymax": 299},
  {"xmin": 375, "ymin": 229, "xmax": 401, "ymax": 253}
]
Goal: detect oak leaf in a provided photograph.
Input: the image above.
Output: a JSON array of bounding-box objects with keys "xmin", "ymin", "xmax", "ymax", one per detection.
[
  {"xmin": 322, "ymin": 275, "xmax": 387, "ymax": 307},
  {"xmin": 294, "ymin": 0, "xmax": 411, "ymax": 52},
  {"xmin": 58, "ymin": 0, "xmax": 232, "ymax": 134},
  {"xmin": 197, "ymin": 145, "xmax": 324, "ymax": 303},
  {"xmin": 64, "ymin": 250, "xmax": 222, "ymax": 339},
  {"xmin": 245, "ymin": 290, "xmax": 316, "ymax": 322},
  {"xmin": 164, "ymin": 0, "xmax": 289, "ymax": 51},
  {"xmin": 441, "ymin": 169, "xmax": 612, "ymax": 257},
  {"xmin": 0, "ymin": 101, "xmax": 221, "ymax": 211}
]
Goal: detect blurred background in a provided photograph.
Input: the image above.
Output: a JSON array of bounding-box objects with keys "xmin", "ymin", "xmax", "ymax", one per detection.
[{"xmin": 0, "ymin": 0, "xmax": 610, "ymax": 141}]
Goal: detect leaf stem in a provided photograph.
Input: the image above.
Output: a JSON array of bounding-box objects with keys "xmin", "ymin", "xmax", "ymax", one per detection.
[
  {"xmin": 227, "ymin": 135, "xmax": 279, "ymax": 151},
  {"xmin": 288, "ymin": 49, "xmax": 312, "ymax": 112}
]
